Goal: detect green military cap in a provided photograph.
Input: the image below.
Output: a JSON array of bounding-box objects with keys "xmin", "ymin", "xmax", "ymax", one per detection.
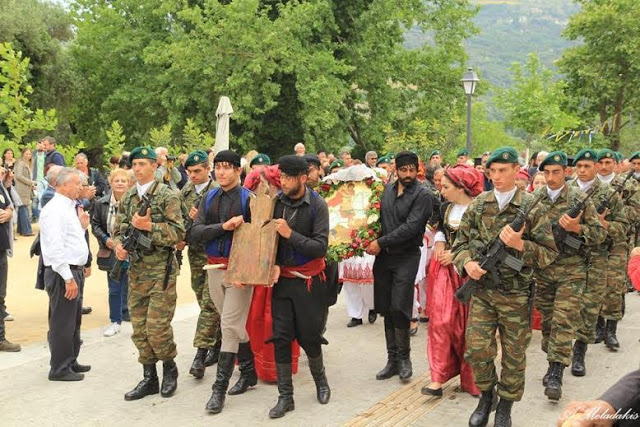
[
  {"xmin": 485, "ymin": 146, "xmax": 518, "ymax": 169},
  {"xmin": 614, "ymin": 151, "xmax": 623, "ymax": 162},
  {"xmin": 129, "ymin": 146, "xmax": 158, "ymax": 162},
  {"xmin": 185, "ymin": 150, "xmax": 209, "ymax": 168},
  {"xmin": 597, "ymin": 148, "xmax": 616, "ymax": 162},
  {"xmin": 429, "ymin": 150, "xmax": 441, "ymax": 159},
  {"xmin": 629, "ymin": 151, "xmax": 640, "ymax": 161},
  {"xmin": 457, "ymin": 148, "xmax": 469, "ymax": 157},
  {"xmin": 250, "ymin": 153, "xmax": 271, "ymax": 167},
  {"xmin": 329, "ymin": 159, "xmax": 344, "ymax": 170},
  {"xmin": 574, "ymin": 148, "xmax": 597, "ymax": 163},
  {"xmin": 539, "ymin": 151, "xmax": 568, "ymax": 171},
  {"xmin": 387, "ymin": 152, "xmax": 396, "ymax": 160},
  {"xmin": 376, "ymin": 155, "xmax": 389, "ymax": 166}
]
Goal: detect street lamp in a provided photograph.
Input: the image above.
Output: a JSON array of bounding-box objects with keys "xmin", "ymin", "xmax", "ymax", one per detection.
[{"xmin": 461, "ymin": 67, "xmax": 479, "ymax": 155}]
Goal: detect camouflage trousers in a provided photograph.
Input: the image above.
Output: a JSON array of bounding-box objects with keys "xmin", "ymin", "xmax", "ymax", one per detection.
[
  {"xmin": 465, "ymin": 287, "xmax": 532, "ymax": 401},
  {"xmin": 535, "ymin": 262, "xmax": 585, "ymax": 366},
  {"xmin": 188, "ymin": 248, "xmax": 221, "ymax": 349},
  {"xmin": 575, "ymin": 253, "xmax": 607, "ymax": 343},
  {"xmin": 128, "ymin": 262, "xmax": 178, "ymax": 365},
  {"xmin": 600, "ymin": 250, "xmax": 627, "ymax": 321}
]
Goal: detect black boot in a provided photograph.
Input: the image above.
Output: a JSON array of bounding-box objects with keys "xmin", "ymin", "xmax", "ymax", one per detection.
[
  {"xmin": 395, "ymin": 328, "xmax": 412, "ymax": 381},
  {"xmin": 544, "ymin": 362, "xmax": 564, "ymax": 401},
  {"xmin": 542, "ymin": 362, "xmax": 552, "ymax": 386},
  {"xmin": 308, "ymin": 353, "xmax": 330, "ymax": 404},
  {"xmin": 571, "ymin": 340, "xmax": 587, "ymax": 377},
  {"xmin": 125, "ymin": 364, "xmax": 159, "ymax": 401},
  {"xmin": 228, "ymin": 342, "xmax": 258, "ymax": 395},
  {"xmin": 205, "ymin": 352, "xmax": 236, "ymax": 414},
  {"xmin": 190, "ymin": 348, "xmax": 208, "ymax": 379},
  {"xmin": 604, "ymin": 319, "xmax": 620, "ymax": 350},
  {"xmin": 468, "ymin": 386, "xmax": 498, "ymax": 427},
  {"xmin": 376, "ymin": 317, "xmax": 398, "ymax": 380},
  {"xmin": 161, "ymin": 360, "xmax": 178, "ymax": 397},
  {"xmin": 204, "ymin": 340, "xmax": 221, "ymax": 367},
  {"xmin": 494, "ymin": 398, "xmax": 514, "ymax": 427},
  {"xmin": 269, "ymin": 363, "xmax": 295, "ymax": 419},
  {"xmin": 595, "ymin": 316, "xmax": 605, "ymax": 344}
]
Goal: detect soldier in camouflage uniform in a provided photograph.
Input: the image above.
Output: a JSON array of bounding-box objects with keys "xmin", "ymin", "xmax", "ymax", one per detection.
[
  {"xmin": 114, "ymin": 146, "xmax": 185, "ymax": 401},
  {"xmin": 179, "ymin": 150, "xmax": 221, "ymax": 379},
  {"xmin": 533, "ymin": 151, "xmax": 605, "ymax": 401},
  {"xmin": 630, "ymin": 151, "xmax": 640, "ymax": 247},
  {"xmin": 569, "ymin": 149, "xmax": 627, "ymax": 378},
  {"xmin": 596, "ymin": 149, "xmax": 632, "ymax": 350},
  {"xmin": 453, "ymin": 147, "xmax": 558, "ymax": 427}
]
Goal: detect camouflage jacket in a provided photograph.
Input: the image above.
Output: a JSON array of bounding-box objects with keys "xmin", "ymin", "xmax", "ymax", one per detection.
[
  {"xmin": 532, "ymin": 184, "xmax": 605, "ymax": 266},
  {"xmin": 612, "ymin": 173, "xmax": 639, "ymax": 237},
  {"xmin": 180, "ymin": 180, "xmax": 216, "ymax": 251},
  {"xmin": 452, "ymin": 188, "xmax": 558, "ymax": 290},
  {"xmin": 113, "ymin": 182, "xmax": 185, "ymax": 268}
]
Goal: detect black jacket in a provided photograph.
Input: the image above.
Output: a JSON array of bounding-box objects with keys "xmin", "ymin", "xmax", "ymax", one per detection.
[{"xmin": 90, "ymin": 192, "xmax": 112, "ymax": 250}]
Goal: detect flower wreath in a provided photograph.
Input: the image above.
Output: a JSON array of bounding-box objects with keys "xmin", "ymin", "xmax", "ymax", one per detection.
[{"xmin": 318, "ymin": 177, "xmax": 385, "ymax": 263}]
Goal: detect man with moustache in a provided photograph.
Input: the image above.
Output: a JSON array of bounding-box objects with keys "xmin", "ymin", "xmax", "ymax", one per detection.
[{"xmin": 366, "ymin": 151, "xmax": 433, "ymax": 384}]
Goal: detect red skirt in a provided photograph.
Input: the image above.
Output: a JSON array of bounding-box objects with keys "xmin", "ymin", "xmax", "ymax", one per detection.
[
  {"xmin": 426, "ymin": 258, "xmax": 480, "ymax": 396},
  {"xmin": 246, "ymin": 286, "xmax": 300, "ymax": 382}
]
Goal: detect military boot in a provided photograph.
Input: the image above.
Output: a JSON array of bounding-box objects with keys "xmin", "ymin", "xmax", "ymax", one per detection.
[
  {"xmin": 494, "ymin": 398, "xmax": 514, "ymax": 427},
  {"xmin": 469, "ymin": 386, "xmax": 498, "ymax": 427},
  {"xmin": 604, "ymin": 320, "xmax": 620, "ymax": 350},
  {"xmin": 594, "ymin": 316, "xmax": 605, "ymax": 343},
  {"xmin": 228, "ymin": 342, "xmax": 258, "ymax": 395},
  {"xmin": 308, "ymin": 353, "xmax": 330, "ymax": 404},
  {"xmin": 571, "ymin": 340, "xmax": 587, "ymax": 377},
  {"xmin": 204, "ymin": 339, "xmax": 221, "ymax": 367},
  {"xmin": 205, "ymin": 352, "xmax": 236, "ymax": 414},
  {"xmin": 125, "ymin": 364, "xmax": 159, "ymax": 401},
  {"xmin": 544, "ymin": 362, "xmax": 564, "ymax": 401},
  {"xmin": 190, "ymin": 348, "xmax": 208, "ymax": 379},
  {"xmin": 269, "ymin": 363, "xmax": 295, "ymax": 419},
  {"xmin": 161, "ymin": 360, "xmax": 178, "ymax": 397},
  {"xmin": 542, "ymin": 361, "xmax": 552, "ymax": 386},
  {"xmin": 395, "ymin": 328, "xmax": 412, "ymax": 381},
  {"xmin": 376, "ymin": 317, "xmax": 398, "ymax": 380}
]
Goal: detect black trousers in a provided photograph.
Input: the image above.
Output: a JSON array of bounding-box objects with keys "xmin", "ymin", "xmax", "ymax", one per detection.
[
  {"xmin": 272, "ymin": 276, "xmax": 326, "ymax": 364},
  {"xmin": 0, "ymin": 250, "xmax": 7, "ymax": 341},
  {"xmin": 45, "ymin": 266, "xmax": 84, "ymax": 375},
  {"xmin": 373, "ymin": 250, "xmax": 421, "ymax": 328}
]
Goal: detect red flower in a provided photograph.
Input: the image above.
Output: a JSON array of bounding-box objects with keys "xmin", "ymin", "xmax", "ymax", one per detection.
[
  {"xmin": 364, "ymin": 239, "xmax": 370, "ymax": 246},
  {"xmin": 365, "ymin": 178, "xmax": 374, "ymax": 186},
  {"xmin": 350, "ymin": 229, "xmax": 357, "ymax": 238},
  {"xmin": 321, "ymin": 184, "xmax": 331, "ymax": 191},
  {"xmin": 355, "ymin": 237, "xmax": 362, "ymax": 244},
  {"xmin": 351, "ymin": 243, "xmax": 358, "ymax": 249},
  {"xmin": 374, "ymin": 202, "xmax": 381, "ymax": 209},
  {"xmin": 368, "ymin": 229, "xmax": 375, "ymax": 237}
]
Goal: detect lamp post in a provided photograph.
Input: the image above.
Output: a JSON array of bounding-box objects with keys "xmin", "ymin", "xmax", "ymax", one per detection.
[{"xmin": 461, "ymin": 67, "xmax": 479, "ymax": 155}]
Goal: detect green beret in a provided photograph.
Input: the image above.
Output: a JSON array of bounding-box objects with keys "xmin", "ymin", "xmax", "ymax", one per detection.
[
  {"xmin": 376, "ymin": 155, "xmax": 389, "ymax": 166},
  {"xmin": 185, "ymin": 150, "xmax": 208, "ymax": 168},
  {"xmin": 614, "ymin": 151, "xmax": 623, "ymax": 162},
  {"xmin": 430, "ymin": 150, "xmax": 441, "ymax": 158},
  {"xmin": 485, "ymin": 146, "xmax": 518, "ymax": 169},
  {"xmin": 457, "ymin": 149, "xmax": 469, "ymax": 157},
  {"xmin": 539, "ymin": 151, "xmax": 567, "ymax": 171},
  {"xmin": 329, "ymin": 159, "xmax": 344, "ymax": 170},
  {"xmin": 629, "ymin": 151, "xmax": 640, "ymax": 161},
  {"xmin": 597, "ymin": 149, "xmax": 616, "ymax": 162},
  {"xmin": 129, "ymin": 146, "xmax": 158, "ymax": 162},
  {"xmin": 250, "ymin": 153, "xmax": 271, "ymax": 167},
  {"xmin": 574, "ymin": 148, "xmax": 597, "ymax": 163},
  {"xmin": 387, "ymin": 152, "xmax": 396, "ymax": 160}
]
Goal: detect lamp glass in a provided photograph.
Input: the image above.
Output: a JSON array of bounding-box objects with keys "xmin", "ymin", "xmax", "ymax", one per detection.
[{"xmin": 461, "ymin": 68, "xmax": 479, "ymax": 95}]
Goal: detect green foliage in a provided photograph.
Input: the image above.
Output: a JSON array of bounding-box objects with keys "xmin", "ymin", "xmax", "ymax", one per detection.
[
  {"xmin": 104, "ymin": 120, "xmax": 126, "ymax": 160},
  {"xmin": 0, "ymin": 42, "xmax": 57, "ymax": 145},
  {"xmin": 56, "ymin": 140, "xmax": 87, "ymax": 166},
  {"xmin": 149, "ymin": 124, "xmax": 173, "ymax": 150},
  {"xmin": 181, "ymin": 119, "xmax": 214, "ymax": 154},
  {"xmin": 464, "ymin": 101, "xmax": 522, "ymax": 154}
]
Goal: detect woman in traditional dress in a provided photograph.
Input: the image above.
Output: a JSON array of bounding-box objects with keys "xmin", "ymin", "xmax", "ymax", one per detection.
[{"xmin": 421, "ymin": 164, "xmax": 482, "ymax": 397}]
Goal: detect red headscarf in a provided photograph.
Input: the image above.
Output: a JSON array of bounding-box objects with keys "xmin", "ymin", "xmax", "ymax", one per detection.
[
  {"xmin": 243, "ymin": 165, "xmax": 281, "ymax": 191},
  {"xmin": 516, "ymin": 169, "xmax": 531, "ymax": 182},
  {"xmin": 444, "ymin": 164, "xmax": 484, "ymax": 197}
]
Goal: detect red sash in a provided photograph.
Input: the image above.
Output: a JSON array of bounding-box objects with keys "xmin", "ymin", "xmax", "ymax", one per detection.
[
  {"xmin": 206, "ymin": 256, "xmax": 229, "ymax": 270},
  {"xmin": 279, "ymin": 258, "xmax": 327, "ymax": 291}
]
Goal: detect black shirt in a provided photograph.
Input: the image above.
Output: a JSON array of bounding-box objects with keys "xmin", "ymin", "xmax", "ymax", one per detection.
[
  {"xmin": 377, "ymin": 180, "xmax": 433, "ymax": 254},
  {"xmin": 191, "ymin": 185, "xmax": 251, "ymax": 245},
  {"xmin": 0, "ymin": 185, "xmax": 11, "ymax": 250}
]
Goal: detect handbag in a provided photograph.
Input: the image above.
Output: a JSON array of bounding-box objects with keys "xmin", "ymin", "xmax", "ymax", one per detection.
[{"xmin": 96, "ymin": 247, "xmax": 116, "ymax": 271}]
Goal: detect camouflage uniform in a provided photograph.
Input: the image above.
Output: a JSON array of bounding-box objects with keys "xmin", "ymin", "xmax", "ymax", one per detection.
[
  {"xmin": 114, "ymin": 183, "xmax": 185, "ymax": 364},
  {"xmin": 181, "ymin": 181, "xmax": 221, "ymax": 349},
  {"xmin": 570, "ymin": 179, "xmax": 627, "ymax": 343},
  {"xmin": 453, "ymin": 189, "xmax": 558, "ymax": 401},
  {"xmin": 533, "ymin": 184, "xmax": 605, "ymax": 366}
]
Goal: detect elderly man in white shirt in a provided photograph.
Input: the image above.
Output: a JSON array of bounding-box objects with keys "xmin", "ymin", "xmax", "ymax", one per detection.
[{"xmin": 39, "ymin": 167, "xmax": 91, "ymax": 381}]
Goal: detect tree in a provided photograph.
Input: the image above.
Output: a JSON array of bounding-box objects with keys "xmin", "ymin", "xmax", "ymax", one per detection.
[{"xmin": 558, "ymin": 0, "xmax": 639, "ymax": 151}]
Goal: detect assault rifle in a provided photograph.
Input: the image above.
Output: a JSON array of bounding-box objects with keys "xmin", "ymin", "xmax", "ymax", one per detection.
[
  {"xmin": 109, "ymin": 181, "xmax": 160, "ymax": 280},
  {"xmin": 551, "ymin": 186, "xmax": 597, "ymax": 252},
  {"xmin": 176, "ymin": 180, "xmax": 214, "ymax": 268},
  {"xmin": 596, "ymin": 169, "xmax": 634, "ymax": 215},
  {"xmin": 455, "ymin": 195, "xmax": 543, "ymax": 304}
]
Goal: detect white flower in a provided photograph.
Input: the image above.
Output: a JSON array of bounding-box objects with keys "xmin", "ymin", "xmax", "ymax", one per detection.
[{"xmin": 367, "ymin": 214, "xmax": 379, "ymax": 224}]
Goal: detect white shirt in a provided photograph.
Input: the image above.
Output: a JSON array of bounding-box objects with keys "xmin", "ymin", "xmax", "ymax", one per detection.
[
  {"xmin": 434, "ymin": 203, "xmax": 468, "ymax": 243},
  {"xmin": 39, "ymin": 193, "xmax": 89, "ymax": 281},
  {"xmin": 576, "ymin": 178, "xmax": 596, "ymax": 192},
  {"xmin": 597, "ymin": 173, "xmax": 615, "ymax": 185},
  {"xmin": 195, "ymin": 181, "xmax": 211, "ymax": 194},
  {"xmin": 136, "ymin": 180, "xmax": 154, "ymax": 198},
  {"xmin": 546, "ymin": 185, "xmax": 565, "ymax": 203},
  {"xmin": 494, "ymin": 186, "xmax": 517, "ymax": 211}
]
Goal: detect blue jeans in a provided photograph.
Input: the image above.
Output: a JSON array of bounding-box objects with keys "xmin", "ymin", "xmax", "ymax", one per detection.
[
  {"xmin": 17, "ymin": 205, "xmax": 33, "ymax": 235},
  {"xmin": 31, "ymin": 198, "xmax": 40, "ymax": 222},
  {"xmin": 107, "ymin": 270, "xmax": 129, "ymax": 324}
]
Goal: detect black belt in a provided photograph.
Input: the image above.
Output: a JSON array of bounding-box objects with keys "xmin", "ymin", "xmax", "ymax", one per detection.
[{"xmin": 46, "ymin": 265, "xmax": 84, "ymax": 271}]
